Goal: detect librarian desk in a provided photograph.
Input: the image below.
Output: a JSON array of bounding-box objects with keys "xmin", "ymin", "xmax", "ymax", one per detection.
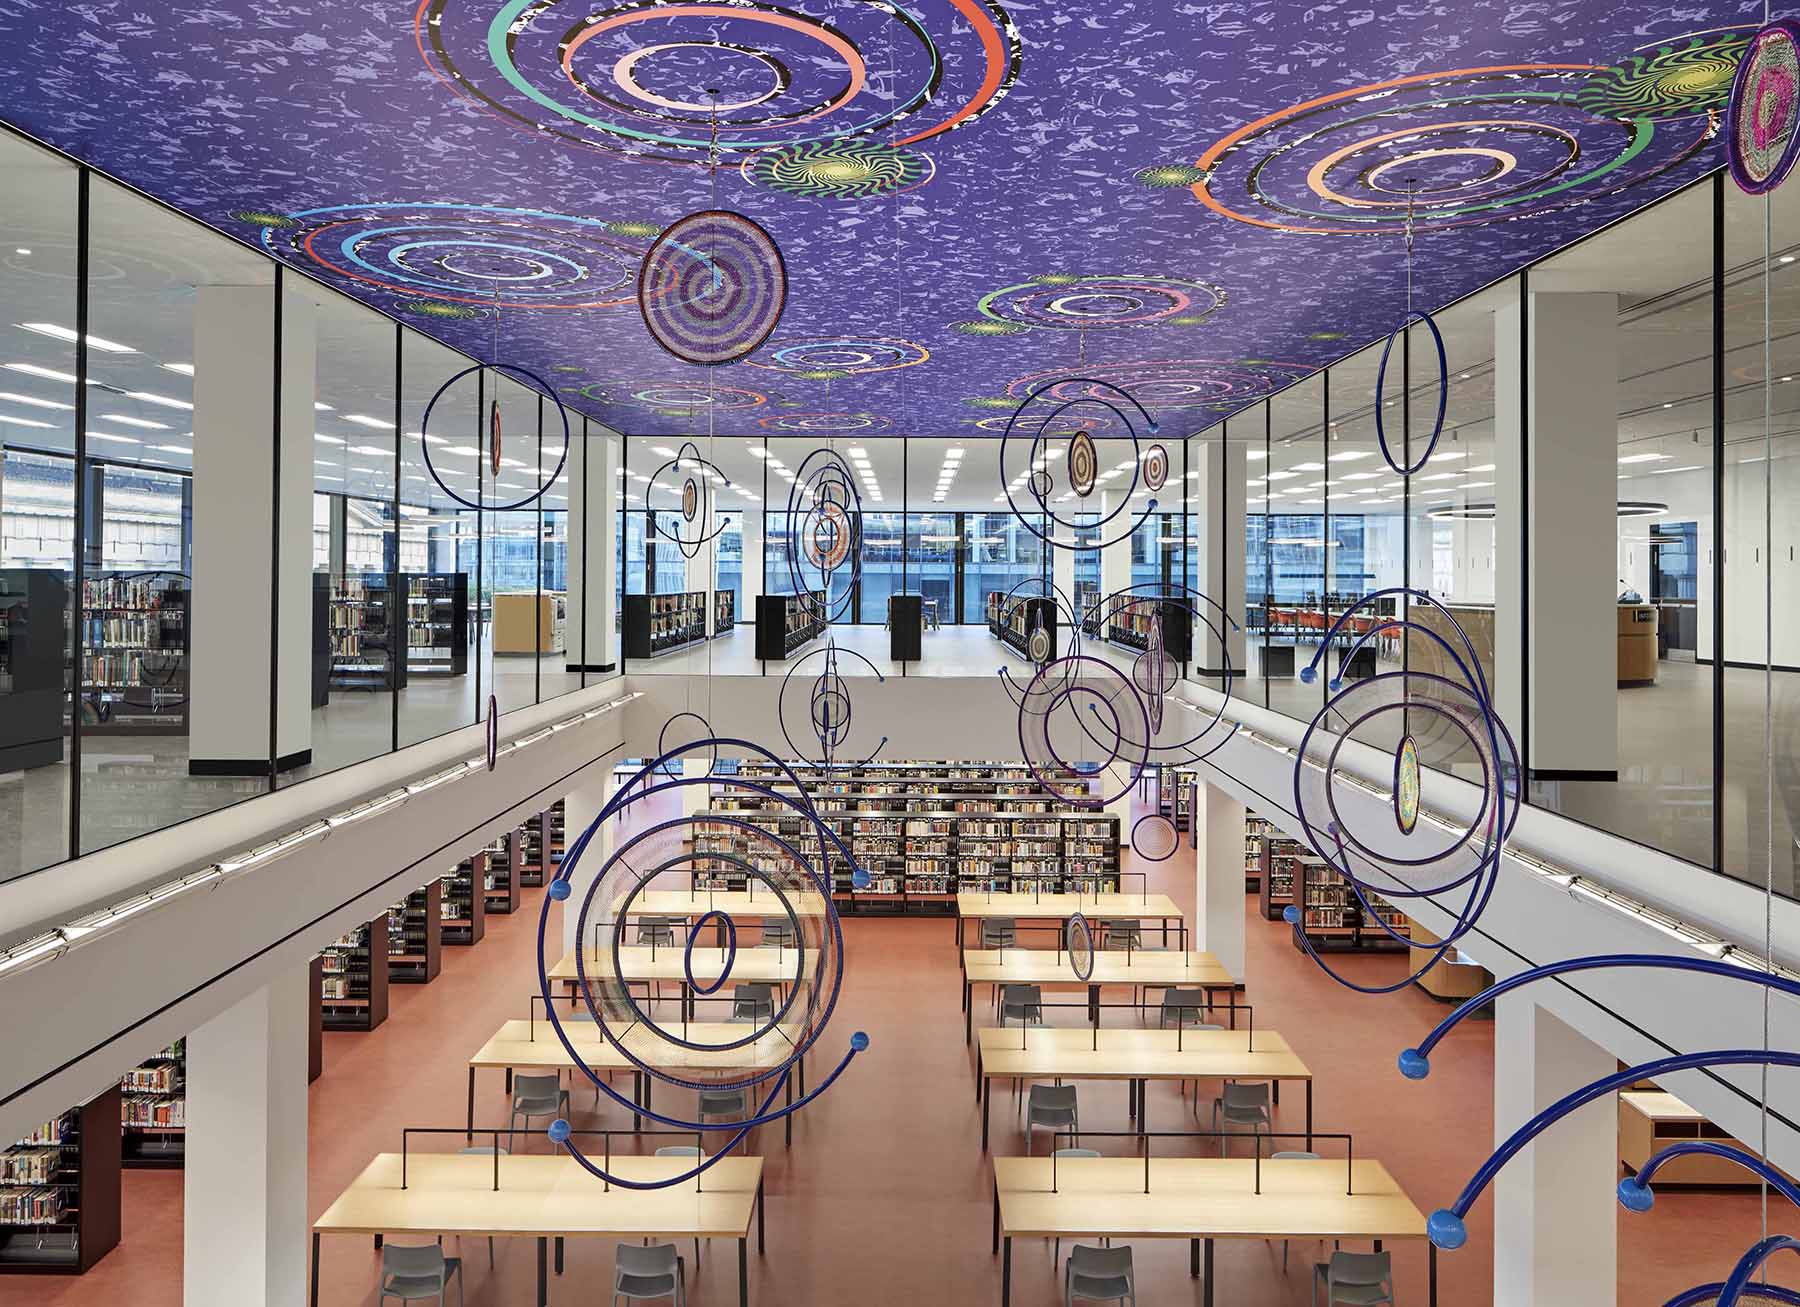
[
  {"xmin": 955, "ymin": 891, "xmax": 1187, "ymax": 953},
  {"xmin": 549, "ymin": 945, "xmax": 804, "ymax": 1017},
  {"xmin": 992, "ymin": 1155, "xmax": 1433, "ymax": 1307},
  {"xmin": 974, "ymin": 1027, "xmax": 1313, "ymax": 1151},
  {"xmin": 961, "ymin": 949, "xmax": 1237, "ymax": 1043},
  {"xmin": 313, "ymin": 1153, "xmax": 765, "ymax": 1307},
  {"xmin": 469, "ymin": 1018, "xmax": 809, "ymax": 1145}
]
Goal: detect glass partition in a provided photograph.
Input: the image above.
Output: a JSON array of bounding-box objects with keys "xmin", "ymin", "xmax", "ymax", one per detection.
[{"xmin": 1264, "ymin": 371, "xmax": 1326, "ymax": 719}]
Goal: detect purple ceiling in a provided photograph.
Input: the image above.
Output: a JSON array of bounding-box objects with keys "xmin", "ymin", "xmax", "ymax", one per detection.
[{"xmin": 0, "ymin": 1, "xmax": 1758, "ymax": 440}]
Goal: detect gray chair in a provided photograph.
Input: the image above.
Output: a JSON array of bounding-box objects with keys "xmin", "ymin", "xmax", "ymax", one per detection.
[
  {"xmin": 636, "ymin": 916, "xmax": 678, "ymax": 947},
  {"xmin": 698, "ymin": 1087, "xmax": 747, "ymax": 1131},
  {"xmin": 509, "ymin": 1073, "xmax": 570, "ymax": 1151},
  {"xmin": 379, "ymin": 1243, "xmax": 463, "ymax": 1307},
  {"xmin": 1313, "ymin": 1250, "xmax": 1394, "ymax": 1306},
  {"xmin": 614, "ymin": 1242, "xmax": 686, "ymax": 1307},
  {"xmin": 1269, "ymin": 1150, "xmax": 1322, "ymax": 1269},
  {"xmin": 1064, "ymin": 1244, "xmax": 1135, "ymax": 1306},
  {"xmin": 1158, "ymin": 988, "xmax": 1221, "ymax": 1029},
  {"xmin": 760, "ymin": 919, "xmax": 796, "ymax": 949},
  {"xmin": 999, "ymin": 983, "xmax": 1044, "ymax": 1028},
  {"xmin": 1210, "ymin": 1081, "xmax": 1271, "ymax": 1153},
  {"xmin": 731, "ymin": 983, "xmax": 775, "ymax": 1024},
  {"xmin": 654, "ymin": 1147, "xmax": 706, "ymax": 1264},
  {"xmin": 1102, "ymin": 921, "xmax": 1141, "ymax": 952},
  {"xmin": 1027, "ymin": 1083, "xmax": 1079, "ymax": 1154},
  {"xmin": 1051, "ymin": 1150, "xmax": 1102, "ymax": 1260},
  {"xmin": 980, "ymin": 918, "xmax": 1018, "ymax": 949}
]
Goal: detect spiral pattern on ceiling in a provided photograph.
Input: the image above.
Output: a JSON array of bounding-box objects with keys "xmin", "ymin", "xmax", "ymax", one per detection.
[
  {"xmin": 638, "ymin": 209, "xmax": 787, "ymax": 365},
  {"xmin": 743, "ymin": 141, "xmax": 937, "ymax": 198},
  {"xmin": 755, "ymin": 411, "xmax": 892, "ymax": 432},
  {"xmin": 1573, "ymin": 30, "xmax": 1749, "ymax": 121},
  {"xmin": 956, "ymin": 274, "xmax": 1227, "ymax": 334},
  {"xmin": 747, "ymin": 336, "xmax": 929, "ymax": 378}
]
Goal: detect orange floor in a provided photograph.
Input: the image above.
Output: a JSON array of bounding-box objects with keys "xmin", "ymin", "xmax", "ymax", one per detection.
[{"xmin": 12, "ymin": 788, "xmax": 1793, "ymax": 1307}]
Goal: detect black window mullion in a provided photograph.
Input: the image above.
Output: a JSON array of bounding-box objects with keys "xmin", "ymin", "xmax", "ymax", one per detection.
[{"xmin": 68, "ymin": 166, "xmax": 90, "ymax": 857}]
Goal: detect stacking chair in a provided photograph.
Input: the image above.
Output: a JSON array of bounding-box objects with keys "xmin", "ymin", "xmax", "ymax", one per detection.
[
  {"xmin": 760, "ymin": 919, "xmax": 795, "ymax": 949},
  {"xmin": 731, "ymin": 982, "xmax": 775, "ymax": 1024},
  {"xmin": 636, "ymin": 917, "xmax": 678, "ymax": 1002},
  {"xmin": 654, "ymin": 1146, "xmax": 706, "ymax": 1264},
  {"xmin": 378, "ymin": 1243, "xmax": 463, "ymax": 1307},
  {"xmin": 999, "ymin": 983, "xmax": 1044, "ymax": 1027},
  {"xmin": 981, "ymin": 918, "xmax": 1018, "ymax": 964},
  {"xmin": 1313, "ymin": 1250, "xmax": 1394, "ymax": 1306},
  {"xmin": 1101, "ymin": 921, "xmax": 1141, "ymax": 952},
  {"xmin": 1209, "ymin": 1081, "xmax": 1271, "ymax": 1154},
  {"xmin": 1026, "ymin": 1083, "xmax": 1079, "ymax": 1154},
  {"xmin": 508, "ymin": 1073, "xmax": 570, "ymax": 1152},
  {"xmin": 613, "ymin": 1242, "xmax": 686, "ymax": 1307},
  {"xmin": 698, "ymin": 1086, "xmax": 747, "ymax": 1132},
  {"xmin": 1064, "ymin": 1244, "xmax": 1136, "ymax": 1307}
]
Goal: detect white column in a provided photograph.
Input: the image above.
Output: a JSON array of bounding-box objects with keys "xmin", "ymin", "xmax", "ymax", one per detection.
[
  {"xmin": 1494, "ymin": 292, "xmax": 1618, "ymax": 777},
  {"xmin": 1101, "ymin": 491, "xmax": 1132, "ymax": 600},
  {"xmin": 560, "ymin": 767, "xmax": 618, "ymax": 957},
  {"xmin": 739, "ymin": 510, "xmax": 763, "ymax": 619},
  {"xmin": 184, "ymin": 965, "xmax": 309, "ymax": 1307},
  {"xmin": 565, "ymin": 430, "xmax": 619, "ymax": 672},
  {"xmin": 1195, "ymin": 438, "xmax": 1247, "ymax": 674},
  {"xmin": 190, "ymin": 284, "xmax": 316, "ymax": 773},
  {"xmin": 1493, "ymin": 993, "xmax": 1617, "ymax": 1307},
  {"xmin": 1190, "ymin": 780, "xmax": 1246, "ymax": 978}
]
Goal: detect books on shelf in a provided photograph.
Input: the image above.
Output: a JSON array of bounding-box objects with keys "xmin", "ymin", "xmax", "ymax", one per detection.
[{"xmin": 714, "ymin": 588, "xmax": 736, "ymax": 636}]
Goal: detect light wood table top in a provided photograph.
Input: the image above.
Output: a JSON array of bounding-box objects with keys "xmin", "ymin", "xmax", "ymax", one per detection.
[
  {"xmin": 976, "ymin": 1026, "xmax": 1307, "ymax": 1083},
  {"xmin": 549, "ymin": 946, "xmax": 805, "ymax": 986},
  {"xmin": 610, "ymin": 889, "xmax": 829, "ymax": 919},
  {"xmin": 471, "ymin": 1019, "xmax": 802, "ymax": 1074},
  {"xmin": 314, "ymin": 1152, "xmax": 762, "ymax": 1239},
  {"xmin": 957, "ymin": 891, "xmax": 1183, "ymax": 920},
  {"xmin": 963, "ymin": 948, "xmax": 1234, "ymax": 988},
  {"xmin": 993, "ymin": 1155, "xmax": 1424, "ymax": 1240}
]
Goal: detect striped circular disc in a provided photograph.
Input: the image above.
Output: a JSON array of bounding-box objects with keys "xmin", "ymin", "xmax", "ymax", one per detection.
[{"xmin": 639, "ymin": 210, "xmax": 787, "ymax": 365}]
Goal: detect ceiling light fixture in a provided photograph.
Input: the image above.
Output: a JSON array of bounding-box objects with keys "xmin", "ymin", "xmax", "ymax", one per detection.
[
  {"xmin": 0, "ymin": 391, "xmax": 72, "ymax": 411},
  {"xmin": 97, "ymin": 414, "xmax": 170, "ymax": 430},
  {"xmin": 17, "ymin": 322, "xmax": 136, "ymax": 353},
  {"xmin": 343, "ymin": 414, "xmax": 396, "ymax": 430}
]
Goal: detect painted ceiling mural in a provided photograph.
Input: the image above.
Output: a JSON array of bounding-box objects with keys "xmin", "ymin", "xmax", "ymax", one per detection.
[{"xmin": 0, "ymin": 1, "xmax": 1762, "ymax": 439}]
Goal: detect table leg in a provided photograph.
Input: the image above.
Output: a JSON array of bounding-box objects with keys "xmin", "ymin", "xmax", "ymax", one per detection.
[
  {"xmin": 466, "ymin": 1066, "xmax": 476, "ymax": 1140},
  {"xmin": 1002, "ymin": 1237, "xmax": 1012, "ymax": 1307},
  {"xmin": 1305, "ymin": 1080, "xmax": 1314, "ymax": 1150},
  {"xmin": 537, "ymin": 1237, "xmax": 547, "ymax": 1307},
  {"xmin": 1430, "ymin": 1243, "xmax": 1438, "ymax": 1307},
  {"xmin": 739, "ymin": 1238, "xmax": 748, "ymax": 1307},
  {"xmin": 1127, "ymin": 1078, "xmax": 1136, "ymax": 1121},
  {"xmin": 310, "ymin": 1233, "xmax": 320, "ymax": 1307},
  {"xmin": 982, "ymin": 1077, "xmax": 991, "ymax": 1150},
  {"xmin": 633, "ymin": 1070, "xmax": 643, "ymax": 1133},
  {"xmin": 965, "ymin": 985, "xmax": 974, "ymax": 1044},
  {"xmin": 1272, "ymin": 1080, "xmax": 1280, "ymax": 1106},
  {"xmin": 1138, "ymin": 1080, "xmax": 1147, "ymax": 1135},
  {"xmin": 374, "ymin": 1235, "xmax": 382, "ymax": 1250},
  {"xmin": 757, "ymin": 1177, "xmax": 766, "ymax": 1254},
  {"xmin": 505, "ymin": 1068, "xmax": 514, "ymax": 1095},
  {"xmin": 1161, "ymin": 917, "xmax": 1168, "ymax": 946},
  {"xmin": 555, "ymin": 1236, "xmax": 564, "ymax": 1273},
  {"xmin": 975, "ymin": 1048, "xmax": 983, "ymax": 1100},
  {"xmin": 1087, "ymin": 982, "xmax": 1100, "ymax": 1025},
  {"xmin": 1203, "ymin": 1238, "xmax": 1214, "ymax": 1307},
  {"xmin": 1190, "ymin": 1238, "xmax": 1199, "ymax": 1277},
  {"xmin": 991, "ymin": 1183, "xmax": 999, "ymax": 1253},
  {"xmin": 785, "ymin": 1073, "xmax": 793, "ymax": 1149}
]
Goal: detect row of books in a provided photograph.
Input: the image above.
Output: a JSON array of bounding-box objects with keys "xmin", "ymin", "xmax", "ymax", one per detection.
[
  {"xmin": 0, "ymin": 1148, "xmax": 60, "ymax": 1185},
  {"xmin": 121, "ymin": 1095, "xmax": 184, "ymax": 1128}
]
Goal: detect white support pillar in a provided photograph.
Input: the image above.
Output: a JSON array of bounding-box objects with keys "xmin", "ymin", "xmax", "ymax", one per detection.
[
  {"xmin": 189, "ymin": 284, "xmax": 316, "ymax": 774},
  {"xmin": 184, "ymin": 965, "xmax": 309, "ymax": 1307},
  {"xmin": 560, "ymin": 767, "xmax": 618, "ymax": 957},
  {"xmin": 1052, "ymin": 543, "xmax": 1075, "ymax": 612},
  {"xmin": 1494, "ymin": 292, "xmax": 1619, "ymax": 778},
  {"xmin": 1101, "ymin": 491, "xmax": 1132, "ymax": 603},
  {"xmin": 1190, "ymin": 780, "xmax": 1246, "ymax": 979},
  {"xmin": 739, "ymin": 510, "xmax": 763, "ymax": 622},
  {"xmin": 1492, "ymin": 993, "xmax": 1617, "ymax": 1307},
  {"xmin": 565, "ymin": 429, "xmax": 619, "ymax": 672},
  {"xmin": 1195, "ymin": 438, "xmax": 1247, "ymax": 674}
]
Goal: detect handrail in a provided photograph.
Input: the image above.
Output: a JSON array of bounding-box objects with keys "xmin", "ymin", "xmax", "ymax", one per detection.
[{"xmin": 1045, "ymin": 1129, "xmax": 1355, "ymax": 1196}]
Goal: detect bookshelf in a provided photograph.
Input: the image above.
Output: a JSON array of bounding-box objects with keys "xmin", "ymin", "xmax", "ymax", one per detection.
[
  {"xmin": 308, "ymin": 957, "xmax": 324, "ymax": 1083},
  {"xmin": 318, "ymin": 915, "xmax": 390, "ymax": 1031},
  {"xmin": 387, "ymin": 881, "xmax": 442, "ymax": 984},
  {"xmin": 520, "ymin": 811, "xmax": 549, "ymax": 887},
  {"xmin": 80, "ymin": 572, "xmax": 189, "ymax": 735},
  {"xmin": 1157, "ymin": 769, "xmax": 1197, "ymax": 834},
  {"xmin": 1243, "ymin": 814, "xmax": 1279, "ymax": 892},
  {"xmin": 442, "ymin": 859, "xmax": 488, "ymax": 945},
  {"xmin": 1103, "ymin": 596, "xmax": 1193, "ymax": 662},
  {"xmin": 623, "ymin": 591, "xmax": 707, "ymax": 659},
  {"xmin": 547, "ymin": 798, "xmax": 565, "ymax": 864},
  {"xmin": 753, "ymin": 591, "xmax": 826, "ymax": 660},
  {"xmin": 484, "ymin": 829, "xmax": 521, "ymax": 914},
  {"xmin": 1292, "ymin": 858, "xmax": 1411, "ymax": 952},
  {"xmin": 405, "ymin": 573, "xmax": 469, "ymax": 676},
  {"xmin": 714, "ymin": 588, "xmax": 736, "ymax": 636},
  {"xmin": 985, "ymin": 592, "xmax": 1057, "ymax": 663},
  {"xmin": 1256, "ymin": 828, "xmax": 1303, "ymax": 920},
  {"xmin": 0, "ymin": 569, "xmax": 65, "ymax": 770},
  {"xmin": 322, "ymin": 574, "xmax": 408, "ymax": 692},
  {"xmin": 0, "ymin": 1087, "xmax": 121, "ymax": 1275},
  {"xmin": 119, "ymin": 1040, "xmax": 184, "ymax": 1168}
]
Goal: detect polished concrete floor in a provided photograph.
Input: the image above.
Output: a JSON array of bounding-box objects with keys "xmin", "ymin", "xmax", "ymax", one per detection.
[{"xmin": 18, "ymin": 788, "xmax": 1791, "ymax": 1307}]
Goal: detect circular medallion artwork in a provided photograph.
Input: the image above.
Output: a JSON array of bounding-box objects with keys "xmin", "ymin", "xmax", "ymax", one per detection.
[
  {"xmin": 785, "ymin": 448, "xmax": 864, "ymax": 623},
  {"xmin": 956, "ymin": 275, "xmax": 1226, "ymax": 335},
  {"xmin": 1068, "ymin": 431, "xmax": 1098, "ymax": 497},
  {"xmin": 1394, "ymin": 733, "xmax": 1422, "ymax": 836},
  {"xmin": 1729, "ymin": 20, "xmax": 1800, "ymax": 194},
  {"xmin": 638, "ymin": 210, "xmax": 787, "ymax": 365},
  {"xmin": 417, "ymin": 0, "xmax": 1019, "ymax": 166},
  {"xmin": 747, "ymin": 336, "xmax": 929, "ymax": 377},
  {"xmin": 1026, "ymin": 622, "xmax": 1053, "ymax": 666},
  {"xmin": 755, "ymin": 411, "xmax": 892, "ymax": 433},
  {"xmin": 1005, "ymin": 359, "xmax": 1313, "ymax": 415},
  {"xmin": 779, "ymin": 641, "xmax": 887, "ymax": 767},
  {"xmin": 485, "ymin": 696, "xmax": 498, "ymax": 770},
  {"xmin": 1016, "ymin": 654, "xmax": 1150, "ymax": 809},
  {"xmin": 1065, "ymin": 913, "xmax": 1094, "ymax": 981},
  {"xmin": 1574, "ymin": 30, "xmax": 1749, "ymax": 121},
  {"xmin": 418, "ymin": 363, "xmax": 571, "ymax": 511},
  {"xmin": 682, "ymin": 476, "xmax": 699, "ymax": 522},
  {"xmin": 1189, "ymin": 63, "xmax": 1718, "ymax": 235},
  {"xmin": 743, "ymin": 141, "xmax": 937, "ymax": 198},
  {"xmin": 1142, "ymin": 443, "xmax": 1169, "ymax": 493},
  {"xmin": 645, "ymin": 442, "xmax": 731, "ymax": 559},
  {"xmin": 244, "ymin": 203, "xmax": 649, "ymax": 310},
  {"xmin": 1029, "ymin": 470, "xmax": 1054, "ymax": 500},
  {"xmin": 1131, "ymin": 813, "xmax": 1180, "ymax": 862}
]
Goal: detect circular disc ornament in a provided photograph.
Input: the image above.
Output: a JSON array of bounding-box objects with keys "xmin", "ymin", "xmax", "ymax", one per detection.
[
  {"xmin": 807, "ymin": 502, "xmax": 852, "ymax": 569},
  {"xmin": 1069, "ymin": 431, "xmax": 1098, "ymax": 497},
  {"xmin": 1394, "ymin": 733, "xmax": 1422, "ymax": 835},
  {"xmin": 638, "ymin": 210, "xmax": 787, "ymax": 365},
  {"xmin": 1143, "ymin": 443, "xmax": 1169, "ymax": 493},
  {"xmin": 1027, "ymin": 624, "xmax": 1053, "ymax": 665},
  {"xmin": 1131, "ymin": 813, "xmax": 1180, "ymax": 862},
  {"xmin": 488, "ymin": 399, "xmax": 502, "ymax": 477},
  {"xmin": 1729, "ymin": 20, "xmax": 1800, "ymax": 194},
  {"xmin": 1030, "ymin": 470, "xmax": 1054, "ymax": 499},
  {"xmin": 682, "ymin": 477, "xmax": 699, "ymax": 522},
  {"xmin": 485, "ymin": 695, "xmax": 498, "ymax": 770},
  {"xmin": 1066, "ymin": 913, "xmax": 1094, "ymax": 981}
]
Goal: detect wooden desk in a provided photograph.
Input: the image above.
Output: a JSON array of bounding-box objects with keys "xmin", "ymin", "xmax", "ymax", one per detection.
[
  {"xmin": 313, "ymin": 1152, "xmax": 764, "ymax": 1307},
  {"xmin": 960, "ymin": 949, "xmax": 1237, "ymax": 1044},
  {"xmin": 956, "ymin": 891, "xmax": 1187, "ymax": 951},
  {"xmin": 1618, "ymin": 1090, "xmax": 1790, "ymax": 1186},
  {"xmin": 468, "ymin": 1019, "xmax": 807, "ymax": 1143},
  {"xmin": 991, "ymin": 1155, "xmax": 1432, "ymax": 1307},
  {"xmin": 549, "ymin": 946, "xmax": 804, "ymax": 989},
  {"xmin": 974, "ymin": 1027, "xmax": 1312, "ymax": 1150},
  {"xmin": 610, "ymin": 889, "xmax": 829, "ymax": 921}
]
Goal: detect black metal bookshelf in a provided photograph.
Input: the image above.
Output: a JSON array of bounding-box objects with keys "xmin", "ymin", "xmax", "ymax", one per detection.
[
  {"xmin": 0, "ymin": 569, "xmax": 65, "ymax": 770},
  {"xmin": 318, "ymin": 916, "xmax": 390, "ymax": 1030},
  {"xmin": 120, "ymin": 1041, "xmax": 184, "ymax": 1169},
  {"xmin": 623, "ymin": 591, "xmax": 707, "ymax": 659},
  {"xmin": 80, "ymin": 572, "xmax": 189, "ymax": 735},
  {"xmin": 754, "ymin": 591, "xmax": 825, "ymax": 660},
  {"xmin": 0, "ymin": 1087, "xmax": 120, "ymax": 1275}
]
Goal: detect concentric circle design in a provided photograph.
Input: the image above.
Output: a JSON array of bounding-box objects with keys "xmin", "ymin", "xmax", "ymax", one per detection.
[
  {"xmin": 1394, "ymin": 733, "xmax": 1422, "ymax": 836},
  {"xmin": 785, "ymin": 448, "xmax": 863, "ymax": 623},
  {"xmin": 658, "ymin": 711, "xmax": 717, "ymax": 776},
  {"xmin": 682, "ymin": 477, "xmax": 699, "ymax": 522},
  {"xmin": 748, "ymin": 336, "xmax": 928, "ymax": 377},
  {"xmin": 639, "ymin": 210, "xmax": 787, "ymax": 365},
  {"xmin": 1029, "ymin": 470, "xmax": 1054, "ymax": 500},
  {"xmin": 1142, "ymin": 443, "xmax": 1169, "ymax": 492},
  {"xmin": 418, "ymin": 363, "xmax": 572, "ymax": 511},
  {"xmin": 1574, "ymin": 31, "xmax": 1749, "ymax": 121},
  {"xmin": 418, "ymin": 0, "xmax": 1019, "ymax": 166},
  {"xmin": 645, "ymin": 441, "xmax": 731, "ymax": 560},
  {"xmin": 1190, "ymin": 64, "xmax": 1718, "ymax": 234},
  {"xmin": 1135, "ymin": 163, "xmax": 1208, "ymax": 190},
  {"xmin": 485, "ymin": 696, "xmax": 499, "ymax": 770},
  {"xmin": 488, "ymin": 399, "xmax": 503, "ymax": 477},
  {"xmin": 1131, "ymin": 813, "xmax": 1179, "ymax": 862},
  {"xmin": 1068, "ymin": 432, "xmax": 1097, "ymax": 497},
  {"xmin": 1729, "ymin": 21, "xmax": 1800, "ymax": 194},
  {"xmin": 1005, "ymin": 359, "xmax": 1313, "ymax": 415},
  {"xmin": 1027, "ymin": 623, "xmax": 1053, "ymax": 666},
  {"xmin": 960, "ymin": 275, "xmax": 1226, "ymax": 333},
  {"xmin": 245, "ymin": 202, "xmax": 649, "ymax": 309},
  {"xmin": 1066, "ymin": 913, "xmax": 1094, "ymax": 981},
  {"xmin": 580, "ymin": 380, "xmax": 770, "ymax": 412},
  {"xmin": 743, "ymin": 141, "xmax": 937, "ymax": 198},
  {"xmin": 755, "ymin": 411, "xmax": 892, "ymax": 432},
  {"xmin": 779, "ymin": 641, "xmax": 887, "ymax": 766},
  {"xmin": 1017, "ymin": 654, "xmax": 1150, "ymax": 809}
]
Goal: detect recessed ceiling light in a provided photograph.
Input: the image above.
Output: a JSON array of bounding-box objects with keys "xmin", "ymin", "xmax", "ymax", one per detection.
[
  {"xmin": 1428, "ymin": 451, "xmax": 1466, "ymax": 462},
  {"xmin": 1465, "ymin": 463, "xmax": 1495, "ymax": 472},
  {"xmin": 1245, "ymin": 450, "xmax": 1267, "ymax": 461},
  {"xmin": 13, "ymin": 248, "xmax": 29, "ymax": 256},
  {"xmin": 1419, "ymin": 471, "xmax": 1461, "ymax": 481},
  {"xmin": 17, "ymin": 322, "xmax": 136, "ymax": 353},
  {"xmin": 1290, "ymin": 461, "xmax": 1324, "ymax": 472},
  {"xmin": 4, "ymin": 362, "xmax": 79, "ymax": 384},
  {"xmin": 315, "ymin": 433, "xmax": 345, "ymax": 444},
  {"xmin": 1263, "ymin": 470, "xmax": 1300, "ymax": 481},
  {"xmin": 148, "ymin": 443, "xmax": 190, "ymax": 454},
  {"xmin": 348, "ymin": 444, "xmax": 392, "ymax": 456},
  {"xmin": 1783, "ymin": 254, "xmax": 1797, "ymax": 264},
  {"xmin": 1618, "ymin": 452, "xmax": 1670, "ymax": 464},
  {"xmin": 124, "ymin": 390, "xmax": 194, "ymax": 411},
  {"xmin": 85, "ymin": 430, "xmax": 140, "ymax": 444},
  {"xmin": 162, "ymin": 362, "xmax": 195, "ymax": 377},
  {"xmin": 0, "ymin": 412, "xmax": 55, "ymax": 428},
  {"xmin": 97, "ymin": 413, "xmax": 170, "ymax": 429},
  {"xmin": 0, "ymin": 390, "xmax": 72, "ymax": 410},
  {"xmin": 651, "ymin": 445, "xmax": 677, "ymax": 458},
  {"xmin": 315, "ymin": 401, "xmax": 334, "ymax": 412},
  {"xmin": 1333, "ymin": 450, "xmax": 1373, "ymax": 462},
  {"xmin": 344, "ymin": 414, "xmax": 395, "ymax": 429}
]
